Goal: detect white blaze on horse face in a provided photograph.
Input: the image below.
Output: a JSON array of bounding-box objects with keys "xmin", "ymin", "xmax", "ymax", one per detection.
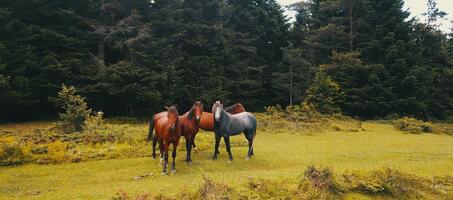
[{"xmin": 215, "ymin": 107, "xmax": 221, "ymax": 121}]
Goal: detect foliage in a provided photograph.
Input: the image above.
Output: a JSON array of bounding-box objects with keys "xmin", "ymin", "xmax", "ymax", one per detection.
[
  {"xmin": 197, "ymin": 177, "xmax": 235, "ymax": 200},
  {"xmin": 303, "ymin": 166, "xmax": 341, "ymax": 193},
  {"xmin": 247, "ymin": 178, "xmax": 297, "ymax": 199},
  {"xmin": 341, "ymin": 168, "xmax": 452, "ymax": 199},
  {"xmin": 304, "ymin": 69, "xmax": 343, "ymax": 115},
  {"xmin": 0, "ymin": 0, "xmax": 452, "ymax": 121},
  {"xmin": 392, "ymin": 117, "xmax": 434, "ymax": 134},
  {"xmin": 110, "ymin": 167, "xmax": 453, "ymax": 200},
  {"xmin": 82, "ymin": 111, "xmax": 105, "ymax": 134},
  {"xmin": 259, "ymin": 104, "xmax": 363, "ymax": 134},
  {"xmin": 57, "ymin": 85, "xmax": 91, "ymax": 133},
  {"xmin": 0, "ymin": 137, "xmax": 31, "ymax": 166},
  {"xmin": 290, "ymin": 0, "xmax": 453, "ymax": 120},
  {"xmin": 392, "ymin": 117, "xmax": 452, "ymax": 135}
]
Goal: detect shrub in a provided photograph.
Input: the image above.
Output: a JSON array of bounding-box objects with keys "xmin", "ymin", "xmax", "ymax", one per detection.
[
  {"xmin": 303, "ymin": 166, "xmax": 341, "ymax": 194},
  {"xmin": 83, "ymin": 111, "xmax": 105, "ymax": 134},
  {"xmin": 35, "ymin": 140, "xmax": 69, "ymax": 164},
  {"xmin": 247, "ymin": 178, "xmax": 296, "ymax": 199},
  {"xmin": 198, "ymin": 177, "xmax": 235, "ymax": 200},
  {"xmin": 0, "ymin": 137, "xmax": 31, "ymax": 166},
  {"xmin": 392, "ymin": 117, "xmax": 451, "ymax": 134},
  {"xmin": 57, "ymin": 84, "xmax": 91, "ymax": 133},
  {"xmin": 259, "ymin": 104, "xmax": 362, "ymax": 134},
  {"xmin": 342, "ymin": 168, "xmax": 443, "ymax": 199}
]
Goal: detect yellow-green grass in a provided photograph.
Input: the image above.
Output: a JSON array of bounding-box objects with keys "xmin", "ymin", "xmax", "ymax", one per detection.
[{"xmin": 1, "ymin": 122, "xmax": 453, "ymax": 199}]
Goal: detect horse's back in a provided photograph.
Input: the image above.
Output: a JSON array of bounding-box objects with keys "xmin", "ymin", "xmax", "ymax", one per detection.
[
  {"xmin": 154, "ymin": 111, "xmax": 167, "ymax": 121},
  {"xmin": 153, "ymin": 112, "xmax": 169, "ymax": 135},
  {"xmin": 231, "ymin": 112, "xmax": 256, "ymax": 130}
]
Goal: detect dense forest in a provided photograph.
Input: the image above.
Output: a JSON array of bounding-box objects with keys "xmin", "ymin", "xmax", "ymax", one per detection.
[{"xmin": 0, "ymin": 0, "xmax": 452, "ymax": 121}]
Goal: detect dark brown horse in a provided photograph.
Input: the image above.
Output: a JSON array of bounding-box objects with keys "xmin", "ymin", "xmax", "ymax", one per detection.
[
  {"xmin": 199, "ymin": 103, "xmax": 246, "ymax": 131},
  {"xmin": 178, "ymin": 101, "xmax": 203, "ymax": 163},
  {"xmin": 148, "ymin": 106, "xmax": 180, "ymax": 175}
]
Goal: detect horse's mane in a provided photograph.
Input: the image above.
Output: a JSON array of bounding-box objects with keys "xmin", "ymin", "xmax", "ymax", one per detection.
[
  {"xmin": 224, "ymin": 103, "xmax": 245, "ymax": 113},
  {"xmin": 186, "ymin": 106, "xmax": 195, "ymax": 119},
  {"xmin": 224, "ymin": 103, "xmax": 237, "ymax": 112}
]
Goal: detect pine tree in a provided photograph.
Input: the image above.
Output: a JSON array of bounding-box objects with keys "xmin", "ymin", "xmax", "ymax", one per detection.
[{"xmin": 304, "ymin": 69, "xmax": 343, "ymax": 115}]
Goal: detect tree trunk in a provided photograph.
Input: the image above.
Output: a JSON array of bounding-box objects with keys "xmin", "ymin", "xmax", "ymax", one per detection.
[
  {"xmin": 349, "ymin": 0, "xmax": 353, "ymax": 51},
  {"xmin": 289, "ymin": 64, "xmax": 293, "ymax": 106}
]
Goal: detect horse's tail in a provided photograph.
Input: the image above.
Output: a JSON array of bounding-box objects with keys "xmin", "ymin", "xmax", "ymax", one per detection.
[{"xmin": 147, "ymin": 115, "xmax": 155, "ymax": 143}]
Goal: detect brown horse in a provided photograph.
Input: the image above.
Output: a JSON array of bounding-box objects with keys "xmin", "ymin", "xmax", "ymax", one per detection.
[
  {"xmin": 148, "ymin": 106, "xmax": 180, "ymax": 175},
  {"xmin": 178, "ymin": 101, "xmax": 203, "ymax": 163},
  {"xmin": 199, "ymin": 103, "xmax": 246, "ymax": 131}
]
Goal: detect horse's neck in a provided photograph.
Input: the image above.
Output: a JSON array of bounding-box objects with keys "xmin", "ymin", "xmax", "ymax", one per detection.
[
  {"xmin": 225, "ymin": 104, "xmax": 236, "ymax": 113},
  {"xmin": 220, "ymin": 110, "xmax": 231, "ymax": 123},
  {"xmin": 182, "ymin": 109, "xmax": 197, "ymax": 125}
]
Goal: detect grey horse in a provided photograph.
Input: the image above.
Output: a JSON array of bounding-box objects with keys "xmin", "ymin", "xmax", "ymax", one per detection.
[{"xmin": 212, "ymin": 101, "xmax": 257, "ymax": 161}]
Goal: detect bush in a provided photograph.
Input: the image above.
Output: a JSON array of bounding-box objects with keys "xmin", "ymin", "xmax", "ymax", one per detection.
[
  {"xmin": 0, "ymin": 137, "xmax": 31, "ymax": 166},
  {"xmin": 259, "ymin": 104, "xmax": 362, "ymax": 134},
  {"xmin": 341, "ymin": 168, "xmax": 446, "ymax": 199},
  {"xmin": 57, "ymin": 84, "xmax": 91, "ymax": 133},
  {"xmin": 111, "ymin": 166, "xmax": 453, "ymax": 200},
  {"xmin": 83, "ymin": 111, "xmax": 105, "ymax": 134},
  {"xmin": 35, "ymin": 140, "xmax": 69, "ymax": 164},
  {"xmin": 247, "ymin": 178, "xmax": 296, "ymax": 199},
  {"xmin": 303, "ymin": 166, "xmax": 339, "ymax": 192},
  {"xmin": 392, "ymin": 117, "xmax": 452, "ymax": 135},
  {"xmin": 198, "ymin": 177, "xmax": 235, "ymax": 200}
]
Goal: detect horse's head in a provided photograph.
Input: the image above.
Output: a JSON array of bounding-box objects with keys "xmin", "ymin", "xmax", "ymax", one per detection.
[
  {"xmin": 233, "ymin": 103, "xmax": 246, "ymax": 114},
  {"xmin": 165, "ymin": 105, "xmax": 179, "ymax": 133},
  {"xmin": 191, "ymin": 101, "xmax": 203, "ymax": 123},
  {"xmin": 188, "ymin": 101, "xmax": 203, "ymax": 123},
  {"xmin": 212, "ymin": 101, "xmax": 223, "ymax": 122}
]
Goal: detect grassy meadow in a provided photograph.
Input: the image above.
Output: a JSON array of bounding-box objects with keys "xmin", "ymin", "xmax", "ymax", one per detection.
[{"xmin": 1, "ymin": 118, "xmax": 453, "ymax": 199}]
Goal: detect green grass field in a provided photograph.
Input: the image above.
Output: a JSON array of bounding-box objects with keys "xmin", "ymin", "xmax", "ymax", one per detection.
[{"xmin": 1, "ymin": 122, "xmax": 453, "ymax": 199}]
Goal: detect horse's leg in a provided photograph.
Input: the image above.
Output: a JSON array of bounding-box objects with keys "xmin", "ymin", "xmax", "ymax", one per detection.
[
  {"xmin": 185, "ymin": 135, "xmax": 192, "ymax": 163},
  {"xmin": 162, "ymin": 141, "xmax": 169, "ymax": 175},
  {"xmin": 212, "ymin": 134, "xmax": 221, "ymax": 160},
  {"xmin": 152, "ymin": 135, "xmax": 158, "ymax": 159},
  {"xmin": 245, "ymin": 130, "xmax": 254, "ymax": 159},
  {"xmin": 159, "ymin": 140, "xmax": 164, "ymax": 166},
  {"xmin": 171, "ymin": 141, "xmax": 178, "ymax": 174},
  {"xmin": 192, "ymin": 135, "xmax": 198, "ymax": 153},
  {"xmin": 224, "ymin": 136, "xmax": 233, "ymax": 161},
  {"xmin": 251, "ymin": 130, "xmax": 256, "ymax": 156}
]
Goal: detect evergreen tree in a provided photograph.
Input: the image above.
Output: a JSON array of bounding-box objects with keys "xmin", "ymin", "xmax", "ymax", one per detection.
[{"xmin": 304, "ymin": 69, "xmax": 343, "ymax": 115}]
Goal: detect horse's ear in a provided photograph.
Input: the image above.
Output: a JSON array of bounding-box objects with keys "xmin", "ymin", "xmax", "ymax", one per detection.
[{"xmin": 164, "ymin": 106, "xmax": 169, "ymax": 110}]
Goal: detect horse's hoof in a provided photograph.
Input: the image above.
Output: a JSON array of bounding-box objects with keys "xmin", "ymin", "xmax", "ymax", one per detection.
[
  {"xmin": 186, "ymin": 160, "xmax": 193, "ymax": 164},
  {"xmin": 246, "ymin": 156, "xmax": 250, "ymax": 160},
  {"xmin": 212, "ymin": 157, "xmax": 218, "ymax": 160},
  {"xmin": 162, "ymin": 172, "xmax": 167, "ymax": 176},
  {"xmin": 227, "ymin": 160, "xmax": 232, "ymax": 163},
  {"xmin": 152, "ymin": 156, "xmax": 156, "ymax": 160},
  {"xmin": 171, "ymin": 170, "xmax": 176, "ymax": 174},
  {"xmin": 194, "ymin": 148, "xmax": 199, "ymax": 153}
]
